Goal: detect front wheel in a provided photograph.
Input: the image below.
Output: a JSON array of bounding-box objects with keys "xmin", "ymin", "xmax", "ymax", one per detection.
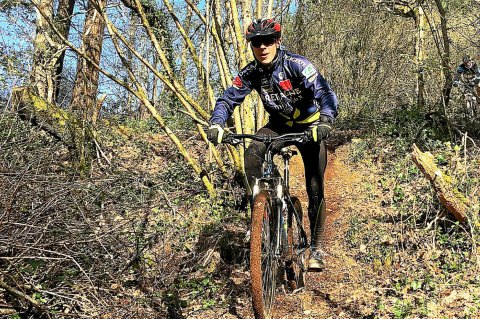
[
  {"xmin": 286, "ymin": 196, "xmax": 307, "ymax": 291},
  {"xmin": 250, "ymin": 191, "xmax": 277, "ymax": 319}
]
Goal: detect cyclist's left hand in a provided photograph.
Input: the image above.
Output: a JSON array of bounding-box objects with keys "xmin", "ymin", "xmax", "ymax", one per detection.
[{"xmin": 311, "ymin": 117, "xmax": 333, "ymax": 142}]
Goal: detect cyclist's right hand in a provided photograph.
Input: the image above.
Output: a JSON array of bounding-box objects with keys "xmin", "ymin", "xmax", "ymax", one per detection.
[{"xmin": 207, "ymin": 124, "xmax": 224, "ymax": 145}]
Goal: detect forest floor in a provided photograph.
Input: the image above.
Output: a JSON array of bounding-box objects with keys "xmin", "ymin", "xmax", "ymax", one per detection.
[{"xmin": 3, "ymin": 115, "xmax": 479, "ymax": 319}]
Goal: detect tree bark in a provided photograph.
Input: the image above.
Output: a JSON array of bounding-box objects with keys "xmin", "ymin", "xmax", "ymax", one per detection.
[
  {"xmin": 432, "ymin": 0, "xmax": 452, "ymax": 109},
  {"xmin": 415, "ymin": 5, "xmax": 425, "ymax": 108},
  {"xmin": 30, "ymin": 0, "xmax": 55, "ymax": 102},
  {"xmin": 70, "ymin": 0, "xmax": 106, "ymax": 171},
  {"xmin": 411, "ymin": 144, "xmax": 470, "ymax": 222},
  {"xmin": 53, "ymin": 0, "xmax": 76, "ymax": 103},
  {"xmin": 30, "ymin": 0, "xmax": 75, "ymax": 104}
]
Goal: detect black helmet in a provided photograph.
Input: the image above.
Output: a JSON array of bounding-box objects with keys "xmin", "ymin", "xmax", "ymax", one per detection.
[
  {"xmin": 245, "ymin": 18, "xmax": 281, "ymax": 41},
  {"xmin": 463, "ymin": 55, "xmax": 472, "ymax": 63}
]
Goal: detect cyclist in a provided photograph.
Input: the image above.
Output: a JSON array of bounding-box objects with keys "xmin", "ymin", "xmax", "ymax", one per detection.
[
  {"xmin": 206, "ymin": 18, "xmax": 338, "ymax": 270},
  {"xmin": 453, "ymin": 55, "xmax": 480, "ymax": 96}
]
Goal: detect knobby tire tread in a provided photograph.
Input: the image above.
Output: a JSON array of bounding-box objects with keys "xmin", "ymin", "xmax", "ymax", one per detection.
[
  {"xmin": 287, "ymin": 196, "xmax": 306, "ymax": 290},
  {"xmin": 250, "ymin": 191, "xmax": 273, "ymax": 319}
]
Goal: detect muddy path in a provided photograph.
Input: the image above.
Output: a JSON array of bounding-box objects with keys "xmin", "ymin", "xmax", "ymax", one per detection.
[
  {"xmin": 236, "ymin": 145, "xmax": 369, "ymax": 319},
  {"xmin": 267, "ymin": 146, "xmax": 368, "ymax": 319}
]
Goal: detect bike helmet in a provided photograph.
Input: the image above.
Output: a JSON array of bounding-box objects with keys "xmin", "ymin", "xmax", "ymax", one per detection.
[{"xmin": 245, "ymin": 18, "xmax": 281, "ymax": 41}]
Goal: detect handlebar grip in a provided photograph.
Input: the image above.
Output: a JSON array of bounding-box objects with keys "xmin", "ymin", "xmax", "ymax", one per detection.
[{"xmin": 305, "ymin": 130, "xmax": 314, "ymax": 141}]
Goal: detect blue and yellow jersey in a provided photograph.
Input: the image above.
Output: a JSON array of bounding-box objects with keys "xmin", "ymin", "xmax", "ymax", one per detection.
[{"xmin": 210, "ymin": 48, "xmax": 338, "ymax": 128}]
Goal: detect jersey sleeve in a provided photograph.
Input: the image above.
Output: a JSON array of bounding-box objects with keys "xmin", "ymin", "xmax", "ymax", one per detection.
[
  {"xmin": 209, "ymin": 69, "xmax": 253, "ymax": 126},
  {"xmin": 453, "ymin": 67, "xmax": 462, "ymax": 82},
  {"xmin": 290, "ymin": 57, "xmax": 338, "ymax": 121}
]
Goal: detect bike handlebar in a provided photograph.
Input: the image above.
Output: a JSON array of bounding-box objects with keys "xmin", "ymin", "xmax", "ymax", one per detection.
[{"xmin": 222, "ymin": 131, "xmax": 313, "ymax": 146}]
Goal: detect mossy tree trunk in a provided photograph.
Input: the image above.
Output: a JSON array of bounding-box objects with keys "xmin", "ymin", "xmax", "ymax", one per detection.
[
  {"xmin": 415, "ymin": 5, "xmax": 426, "ymax": 108},
  {"xmin": 432, "ymin": 0, "xmax": 452, "ymax": 109},
  {"xmin": 52, "ymin": 0, "xmax": 76, "ymax": 103},
  {"xmin": 30, "ymin": 0, "xmax": 55, "ymax": 103},
  {"xmin": 30, "ymin": 0, "xmax": 75, "ymax": 103}
]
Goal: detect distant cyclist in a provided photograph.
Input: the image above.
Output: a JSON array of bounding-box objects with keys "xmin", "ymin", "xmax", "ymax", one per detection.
[
  {"xmin": 206, "ymin": 18, "xmax": 338, "ymax": 270},
  {"xmin": 453, "ymin": 55, "xmax": 480, "ymax": 96}
]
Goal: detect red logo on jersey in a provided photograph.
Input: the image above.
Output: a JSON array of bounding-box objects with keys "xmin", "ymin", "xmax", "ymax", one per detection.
[
  {"xmin": 279, "ymin": 79, "xmax": 293, "ymax": 91},
  {"xmin": 233, "ymin": 76, "xmax": 243, "ymax": 88}
]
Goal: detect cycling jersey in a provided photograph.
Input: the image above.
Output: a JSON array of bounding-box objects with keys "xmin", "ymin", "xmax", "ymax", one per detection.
[
  {"xmin": 454, "ymin": 63, "xmax": 480, "ymax": 83},
  {"xmin": 209, "ymin": 48, "xmax": 338, "ymax": 128}
]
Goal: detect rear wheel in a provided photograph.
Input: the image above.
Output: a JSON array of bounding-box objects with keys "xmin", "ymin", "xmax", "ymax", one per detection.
[
  {"xmin": 250, "ymin": 191, "xmax": 276, "ymax": 319},
  {"xmin": 466, "ymin": 95, "xmax": 473, "ymax": 117},
  {"xmin": 286, "ymin": 196, "xmax": 306, "ymax": 291}
]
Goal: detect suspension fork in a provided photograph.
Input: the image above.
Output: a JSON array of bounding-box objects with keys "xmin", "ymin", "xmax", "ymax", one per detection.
[
  {"xmin": 284, "ymin": 154, "xmax": 290, "ymax": 193},
  {"xmin": 273, "ymin": 197, "xmax": 283, "ymax": 256}
]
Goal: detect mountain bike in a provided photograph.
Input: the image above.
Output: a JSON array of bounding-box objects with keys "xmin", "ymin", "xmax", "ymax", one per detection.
[
  {"xmin": 223, "ymin": 132, "xmax": 310, "ymax": 319},
  {"xmin": 459, "ymin": 81, "xmax": 478, "ymax": 117},
  {"xmin": 455, "ymin": 78, "xmax": 479, "ymax": 118}
]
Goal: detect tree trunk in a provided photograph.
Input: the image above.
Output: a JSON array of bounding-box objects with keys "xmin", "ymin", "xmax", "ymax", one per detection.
[
  {"xmin": 70, "ymin": 0, "xmax": 106, "ymax": 172},
  {"xmin": 294, "ymin": 0, "xmax": 307, "ymax": 56},
  {"xmin": 30, "ymin": 0, "xmax": 55, "ymax": 102},
  {"xmin": 415, "ymin": 6, "xmax": 425, "ymax": 108},
  {"xmin": 255, "ymin": 0, "xmax": 262, "ymax": 18},
  {"xmin": 432, "ymin": 0, "xmax": 452, "ymax": 109},
  {"xmin": 53, "ymin": 0, "xmax": 76, "ymax": 103},
  {"xmin": 30, "ymin": 0, "xmax": 75, "ymax": 104}
]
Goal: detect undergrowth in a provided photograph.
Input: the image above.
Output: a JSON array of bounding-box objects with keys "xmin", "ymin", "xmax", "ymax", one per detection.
[
  {"xmin": 0, "ymin": 112, "xmax": 246, "ymax": 318},
  {"xmin": 343, "ymin": 109, "xmax": 480, "ymax": 318}
]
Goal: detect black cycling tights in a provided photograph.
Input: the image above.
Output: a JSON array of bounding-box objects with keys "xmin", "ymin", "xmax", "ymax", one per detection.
[{"xmin": 244, "ymin": 124, "xmax": 328, "ymax": 249}]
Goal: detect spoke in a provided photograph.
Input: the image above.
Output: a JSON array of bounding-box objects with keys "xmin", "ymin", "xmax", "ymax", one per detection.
[{"xmin": 261, "ymin": 206, "xmax": 276, "ymax": 312}]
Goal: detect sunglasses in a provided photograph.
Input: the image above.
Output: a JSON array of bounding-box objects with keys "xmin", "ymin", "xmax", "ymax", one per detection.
[{"xmin": 251, "ymin": 37, "xmax": 277, "ymax": 48}]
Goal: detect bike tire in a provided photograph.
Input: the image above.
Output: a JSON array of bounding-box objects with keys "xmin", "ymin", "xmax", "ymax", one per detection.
[
  {"xmin": 250, "ymin": 191, "xmax": 277, "ymax": 319},
  {"xmin": 286, "ymin": 196, "xmax": 306, "ymax": 291}
]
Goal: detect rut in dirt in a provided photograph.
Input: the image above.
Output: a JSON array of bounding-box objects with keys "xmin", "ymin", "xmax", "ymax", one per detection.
[{"xmin": 269, "ymin": 146, "xmax": 366, "ymax": 319}]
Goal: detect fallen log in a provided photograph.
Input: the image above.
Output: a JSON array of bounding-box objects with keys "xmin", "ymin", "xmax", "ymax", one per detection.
[{"xmin": 411, "ymin": 144, "xmax": 470, "ymax": 222}]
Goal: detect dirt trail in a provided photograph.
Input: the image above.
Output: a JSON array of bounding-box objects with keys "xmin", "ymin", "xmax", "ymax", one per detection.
[{"xmin": 270, "ymin": 146, "xmax": 368, "ymax": 318}]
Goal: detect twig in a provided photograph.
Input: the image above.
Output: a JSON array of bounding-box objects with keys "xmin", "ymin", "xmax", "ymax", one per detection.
[
  {"xmin": 455, "ymin": 127, "xmax": 478, "ymax": 148},
  {"xmin": 178, "ymin": 109, "xmax": 208, "ymax": 126},
  {"xmin": 11, "ymin": 244, "xmax": 98, "ymax": 301},
  {"xmin": 0, "ymin": 279, "xmax": 49, "ymax": 315},
  {"xmin": 93, "ymin": 135, "xmax": 111, "ymax": 165}
]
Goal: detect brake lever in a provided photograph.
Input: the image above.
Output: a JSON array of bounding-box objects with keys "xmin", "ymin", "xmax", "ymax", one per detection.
[
  {"xmin": 222, "ymin": 135, "xmax": 241, "ymax": 146},
  {"xmin": 303, "ymin": 130, "xmax": 314, "ymax": 143}
]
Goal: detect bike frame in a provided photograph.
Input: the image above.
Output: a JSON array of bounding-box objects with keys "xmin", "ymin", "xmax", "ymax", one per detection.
[
  {"xmin": 223, "ymin": 133, "xmax": 309, "ymax": 254},
  {"xmin": 456, "ymin": 81, "xmax": 479, "ymax": 118}
]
